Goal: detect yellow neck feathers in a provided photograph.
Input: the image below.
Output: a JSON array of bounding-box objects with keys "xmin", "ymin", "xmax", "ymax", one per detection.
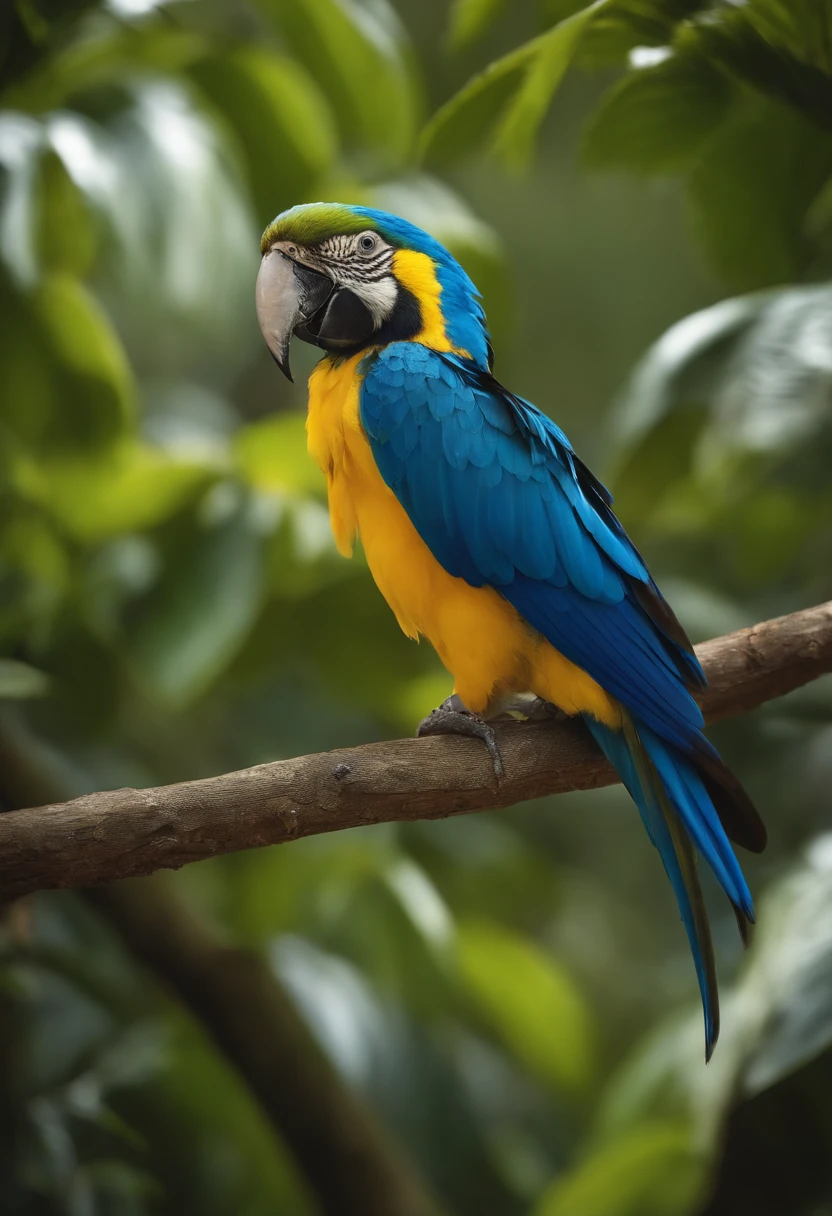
[{"xmin": 392, "ymin": 249, "xmax": 457, "ymax": 353}]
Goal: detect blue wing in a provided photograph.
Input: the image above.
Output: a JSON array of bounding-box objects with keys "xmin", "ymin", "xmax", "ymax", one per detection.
[{"xmin": 360, "ymin": 342, "xmax": 707, "ymax": 754}]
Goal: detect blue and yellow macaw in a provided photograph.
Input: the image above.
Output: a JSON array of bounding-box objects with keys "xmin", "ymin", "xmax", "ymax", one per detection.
[{"xmin": 255, "ymin": 202, "xmax": 767, "ymax": 1058}]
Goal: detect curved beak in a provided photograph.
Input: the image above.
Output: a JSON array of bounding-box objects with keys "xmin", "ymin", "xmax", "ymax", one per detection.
[{"xmin": 255, "ymin": 249, "xmax": 334, "ymax": 382}]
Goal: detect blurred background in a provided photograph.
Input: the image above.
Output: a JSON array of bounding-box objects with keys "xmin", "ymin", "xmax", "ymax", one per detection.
[{"xmin": 1, "ymin": 0, "xmax": 832, "ymax": 1212}]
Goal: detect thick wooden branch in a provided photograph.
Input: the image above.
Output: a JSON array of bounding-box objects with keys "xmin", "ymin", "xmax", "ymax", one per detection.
[{"xmin": 1, "ymin": 600, "xmax": 830, "ymax": 900}]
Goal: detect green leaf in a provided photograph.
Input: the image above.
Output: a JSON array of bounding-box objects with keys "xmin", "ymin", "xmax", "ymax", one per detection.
[
  {"xmin": 447, "ymin": 0, "xmax": 510, "ymax": 49},
  {"xmin": 34, "ymin": 148, "xmax": 96, "ymax": 276},
  {"xmin": 681, "ymin": 7, "xmax": 832, "ymax": 134},
  {"xmin": 124, "ymin": 492, "xmax": 265, "ymax": 707},
  {"xmin": 545, "ymin": 0, "xmax": 597, "ymax": 23},
  {"xmin": 189, "ymin": 48, "xmax": 337, "ymax": 222},
  {"xmin": 533, "ymin": 1122, "xmax": 704, "ymax": 1216},
  {"xmin": 688, "ymin": 99, "xmax": 832, "ymax": 288},
  {"xmin": 741, "ymin": 835, "xmax": 832, "ymax": 1093},
  {"xmin": 0, "ymin": 514, "xmax": 69, "ymax": 645},
  {"xmin": 129, "ymin": 1005, "xmax": 314, "ymax": 1214},
  {"xmin": 611, "ymin": 282, "xmax": 832, "ymax": 541},
  {"xmin": 583, "ymin": 52, "xmax": 734, "ymax": 175},
  {"xmin": 457, "ymin": 919, "xmax": 596, "ymax": 1093},
  {"xmin": 616, "ymin": 283, "xmax": 832, "ymax": 458},
  {"xmin": 235, "ymin": 413, "xmax": 325, "ymax": 498},
  {"xmin": 492, "ymin": 1, "xmax": 608, "ymax": 168},
  {"xmin": 0, "ymin": 274, "xmax": 134, "ymax": 456},
  {"xmin": 575, "ymin": 0, "xmax": 708, "ymax": 67},
  {"xmin": 0, "ymin": 658, "xmax": 50, "ymax": 699},
  {"xmin": 4, "ymin": 25, "xmax": 206, "ymax": 113},
  {"xmin": 25, "ymin": 440, "xmax": 218, "ymax": 543},
  {"xmin": 262, "ymin": 0, "xmax": 418, "ymax": 163},
  {"xmin": 424, "ymin": 1, "xmax": 608, "ymax": 168},
  {"xmin": 420, "ymin": 33, "xmax": 546, "ymax": 163},
  {"xmin": 33, "ymin": 274, "xmax": 135, "ymax": 447}
]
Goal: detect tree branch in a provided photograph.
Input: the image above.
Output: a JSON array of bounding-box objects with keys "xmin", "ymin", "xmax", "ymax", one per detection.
[{"xmin": 1, "ymin": 600, "xmax": 830, "ymax": 901}]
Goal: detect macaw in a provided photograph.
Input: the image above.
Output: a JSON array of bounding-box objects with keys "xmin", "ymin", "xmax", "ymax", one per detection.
[{"xmin": 255, "ymin": 202, "xmax": 766, "ymax": 1058}]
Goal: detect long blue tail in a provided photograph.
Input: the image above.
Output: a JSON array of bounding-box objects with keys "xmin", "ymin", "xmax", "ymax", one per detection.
[{"xmin": 584, "ymin": 713, "xmax": 756, "ymax": 1060}]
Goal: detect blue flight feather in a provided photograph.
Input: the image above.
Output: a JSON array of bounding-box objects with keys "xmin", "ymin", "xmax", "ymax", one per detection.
[{"xmin": 584, "ymin": 717, "xmax": 721, "ymax": 1058}]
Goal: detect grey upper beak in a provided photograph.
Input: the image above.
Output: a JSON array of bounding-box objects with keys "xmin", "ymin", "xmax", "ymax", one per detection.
[{"xmin": 255, "ymin": 249, "xmax": 333, "ymax": 382}]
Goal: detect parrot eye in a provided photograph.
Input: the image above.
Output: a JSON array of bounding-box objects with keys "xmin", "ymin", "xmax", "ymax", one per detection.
[{"xmin": 357, "ymin": 232, "xmax": 378, "ymax": 256}]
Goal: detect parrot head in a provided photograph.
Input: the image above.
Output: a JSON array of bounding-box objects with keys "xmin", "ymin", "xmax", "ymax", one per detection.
[{"xmin": 256, "ymin": 202, "xmax": 489, "ymax": 380}]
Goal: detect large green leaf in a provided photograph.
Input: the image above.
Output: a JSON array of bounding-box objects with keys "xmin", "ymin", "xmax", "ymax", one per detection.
[
  {"xmin": 420, "ymin": 33, "xmax": 553, "ymax": 164},
  {"xmin": 189, "ymin": 48, "xmax": 337, "ymax": 222},
  {"xmin": 574, "ymin": 0, "xmax": 708, "ymax": 67},
  {"xmin": 0, "ymin": 513, "xmax": 69, "ymax": 645},
  {"xmin": 91, "ymin": 83, "xmax": 259, "ymax": 382},
  {"xmin": 261, "ymin": 0, "xmax": 418, "ymax": 164},
  {"xmin": 681, "ymin": 5, "xmax": 832, "ymax": 134},
  {"xmin": 533, "ymin": 1122, "xmax": 704, "ymax": 1216},
  {"xmin": 0, "ymin": 273, "xmax": 135, "ymax": 455},
  {"xmin": 422, "ymin": 3, "xmax": 606, "ymax": 167},
  {"xmin": 741, "ymin": 834, "xmax": 832, "ymax": 1093},
  {"xmin": 447, "ymin": 0, "xmax": 511, "ymax": 49},
  {"xmin": 314, "ymin": 855, "xmax": 457, "ymax": 1019},
  {"xmin": 33, "ymin": 147, "xmax": 96, "ymax": 276},
  {"xmin": 687, "ymin": 99, "xmax": 832, "ymax": 288},
  {"xmin": 36, "ymin": 274, "xmax": 134, "ymax": 441},
  {"xmin": 21, "ymin": 440, "xmax": 218, "ymax": 543},
  {"xmin": 3, "ymin": 23, "xmax": 205, "ymax": 113},
  {"xmin": 235, "ymin": 413, "xmax": 326, "ymax": 498},
  {"xmin": 124, "ymin": 492, "xmax": 265, "ymax": 707},
  {"xmin": 457, "ymin": 919, "xmax": 596, "ymax": 1093},
  {"xmin": 0, "ymin": 658, "xmax": 50, "ymax": 699},
  {"xmin": 611, "ymin": 284, "xmax": 832, "ymax": 533},
  {"xmin": 583, "ymin": 51, "xmax": 734, "ymax": 175},
  {"xmin": 494, "ymin": 1, "xmax": 607, "ymax": 168}
]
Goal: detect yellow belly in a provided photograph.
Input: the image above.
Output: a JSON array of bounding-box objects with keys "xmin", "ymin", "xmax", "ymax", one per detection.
[{"xmin": 306, "ymin": 353, "xmax": 620, "ymax": 726}]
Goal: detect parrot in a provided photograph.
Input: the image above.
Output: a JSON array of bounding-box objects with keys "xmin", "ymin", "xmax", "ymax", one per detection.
[{"xmin": 255, "ymin": 202, "xmax": 767, "ymax": 1059}]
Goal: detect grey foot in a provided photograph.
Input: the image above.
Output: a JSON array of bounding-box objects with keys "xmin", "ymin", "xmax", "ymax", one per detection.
[{"xmin": 417, "ymin": 693, "xmax": 504, "ymax": 778}]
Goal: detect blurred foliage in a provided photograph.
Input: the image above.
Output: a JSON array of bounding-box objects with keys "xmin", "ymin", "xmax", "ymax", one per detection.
[{"xmin": 1, "ymin": 0, "xmax": 832, "ymax": 1214}]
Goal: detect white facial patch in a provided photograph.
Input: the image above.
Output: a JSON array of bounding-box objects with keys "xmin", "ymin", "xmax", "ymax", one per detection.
[
  {"xmin": 310, "ymin": 231, "xmax": 398, "ymax": 328},
  {"xmin": 346, "ymin": 274, "xmax": 399, "ymax": 327}
]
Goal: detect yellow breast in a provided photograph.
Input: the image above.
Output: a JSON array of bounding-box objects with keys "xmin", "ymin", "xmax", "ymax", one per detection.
[{"xmin": 305, "ymin": 352, "xmax": 620, "ymax": 727}]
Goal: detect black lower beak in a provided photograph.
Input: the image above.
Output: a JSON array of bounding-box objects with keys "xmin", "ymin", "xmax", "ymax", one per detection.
[{"xmin": 295, "ymin": 288, "xmax": 377, "ymax": 352}]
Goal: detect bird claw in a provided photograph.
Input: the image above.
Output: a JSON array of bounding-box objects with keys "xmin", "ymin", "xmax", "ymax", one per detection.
[{"xmin": 417, "ymin": 694, "xmax": 505, "ymax": 778}]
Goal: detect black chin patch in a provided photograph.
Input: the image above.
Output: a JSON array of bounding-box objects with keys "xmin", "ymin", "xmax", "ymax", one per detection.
[{"xmin": 295, "ymin": 288, "xmax": 375, "ymax": 353}]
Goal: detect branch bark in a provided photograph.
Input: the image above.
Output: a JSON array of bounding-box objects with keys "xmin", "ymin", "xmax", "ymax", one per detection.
[{"xmin": 1, "ymin": 600, "xmax": 830, "ymax": 901}]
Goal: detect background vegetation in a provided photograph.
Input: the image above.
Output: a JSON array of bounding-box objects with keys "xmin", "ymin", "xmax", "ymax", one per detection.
[{"xmin": 1, "ymin": 0, "xmax": 832, "ymax": 1212}]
